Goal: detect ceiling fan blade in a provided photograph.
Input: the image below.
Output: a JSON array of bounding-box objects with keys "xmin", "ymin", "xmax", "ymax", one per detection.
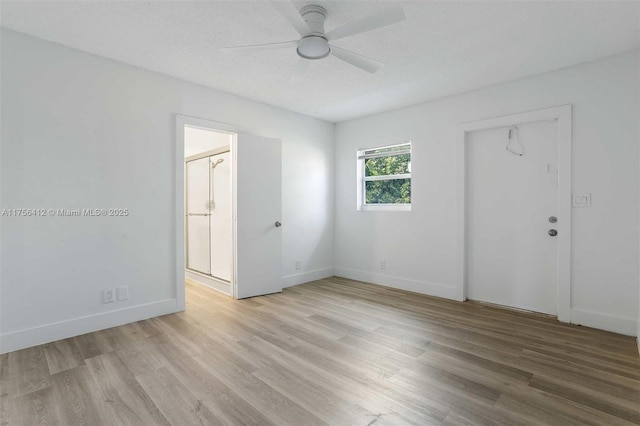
[
  {"xmin": 220, "ymin": 40, "xmax": 298, "ymax": 54},
  {"xmin": 325, "ymin": 5, "xmax": 405, "ymax": 41},
  {"xmin": 330, "ymin": 45, "xmax": 383, "ymax": 73},
  {"xmin": 270, "ymin": 1, "xmax": 310, "ymax": 37},
  {"xmin": 289, "ymin": 58, "xmax": 309, "ymax": 83}
]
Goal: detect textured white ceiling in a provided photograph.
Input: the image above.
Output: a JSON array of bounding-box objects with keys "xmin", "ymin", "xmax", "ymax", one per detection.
[{"xmin": 2, "ymin": 1, "xmax": 639, "ymax": 123}]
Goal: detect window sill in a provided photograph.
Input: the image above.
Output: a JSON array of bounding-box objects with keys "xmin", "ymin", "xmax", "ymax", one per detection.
[{"xmin": 359, "ymin": 204, "xmax": 411, "ymax": 212}]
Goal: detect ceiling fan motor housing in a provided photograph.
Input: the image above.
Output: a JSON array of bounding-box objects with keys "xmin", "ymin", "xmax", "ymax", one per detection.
[{"xmin": 297, "ymin": 5, "xmax": 330, "ymax": 60}]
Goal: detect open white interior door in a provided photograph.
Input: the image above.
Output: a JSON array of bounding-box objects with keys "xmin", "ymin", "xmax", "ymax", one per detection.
[{"xmin": 234, "ymin": 133, "xmax": 282, "ymax": 299}]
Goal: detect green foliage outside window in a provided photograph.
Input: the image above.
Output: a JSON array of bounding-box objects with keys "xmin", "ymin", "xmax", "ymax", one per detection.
[{"xmin": 364, "ymin": 152, "xmax": 411, "ymax": 204}]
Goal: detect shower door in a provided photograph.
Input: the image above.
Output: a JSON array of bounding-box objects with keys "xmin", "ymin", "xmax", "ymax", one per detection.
[
  {"xmin": 209, "ymin": 152, "xmax": 232, "ymax": 281},
  {"xmin": 186, "ymin": 157, "xmax": 211, "ymax": 275},
  {"xmin": 186, "ymin": 150, "xmax": 232, "ymax": 282}
]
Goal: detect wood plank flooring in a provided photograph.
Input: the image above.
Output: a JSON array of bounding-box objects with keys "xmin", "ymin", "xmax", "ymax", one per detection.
[{"xmin": 1, "ymin": 277, "xmax": 639, "ymax": 425}]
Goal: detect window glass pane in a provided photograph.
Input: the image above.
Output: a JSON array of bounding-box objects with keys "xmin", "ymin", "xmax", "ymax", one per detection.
[
  {"xmin": 364, "ymin": 144, "xmax": 410, "ymax": 156},
  {"xmin": 365, "ymin": 179, "xmax": 411, "ymax": 204},
  {"xmin": 364, "ymin": 153, "xmax": 410, "ymax": 177}
]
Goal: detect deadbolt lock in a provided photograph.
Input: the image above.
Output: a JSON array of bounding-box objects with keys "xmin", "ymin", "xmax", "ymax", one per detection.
[{"xmin": 549, "ymin": 216, "xmax": 557, "ymax": 223}]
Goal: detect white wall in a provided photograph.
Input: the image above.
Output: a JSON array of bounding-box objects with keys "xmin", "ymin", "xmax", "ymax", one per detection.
[
  {"xmin": 335, "ymin": 50, "xmax": 640, "ymax": 336},
  {"xmin": 0, "ymin": 29, "xmax": 334, "ymax": 353},
  {"xmin": 184, "ymin": 127, "xmax": 231, "ymax": 158}
]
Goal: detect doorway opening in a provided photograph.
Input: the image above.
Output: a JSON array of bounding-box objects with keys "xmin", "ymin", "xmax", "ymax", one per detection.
[
  {"xmin": 184, "ymin": 126, "xmax": 234, "ymax": 296},
  {"xmin": 174, "ymin": 115, "xmax": 284, "ymax": 310}
]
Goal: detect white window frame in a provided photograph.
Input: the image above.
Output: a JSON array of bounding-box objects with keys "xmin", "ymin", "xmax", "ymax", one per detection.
[{"xmin": 357, "ymin": 142, "xmax": 412, "ymax": 211}]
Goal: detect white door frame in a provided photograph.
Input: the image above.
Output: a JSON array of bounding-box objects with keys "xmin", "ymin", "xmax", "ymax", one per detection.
[
  {"xmin": 175, "ymin": 114, "xmax": 245, "ymax": 309},
  {"xmin": 455, "ymin": 105, "xmax": 572, "ymax": 322}
]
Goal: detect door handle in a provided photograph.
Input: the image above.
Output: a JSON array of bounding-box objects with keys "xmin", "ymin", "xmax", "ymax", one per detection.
[
  {"xmin": 548, "ymin": 229, "xmax": 557, "ymax": 237},
  {"xmin": 275, "ymin": 221, "xmax": 282, "ymax": 228},
  {"xmin": 187, "ymin": 213, "xmax": 211, "ymax": 216}
]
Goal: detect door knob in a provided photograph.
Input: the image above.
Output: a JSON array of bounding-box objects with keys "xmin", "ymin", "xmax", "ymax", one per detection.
[
  {"xmin": 275, "ymin": 221, "xmax": 282, "ymax": 227},
  {"xmin": 549, "ymin": 216, "xmax": 557, "ymax": 223},
  {"xmin": 548, "ymin": 229, "xmax": 557, "ymax": 237}
]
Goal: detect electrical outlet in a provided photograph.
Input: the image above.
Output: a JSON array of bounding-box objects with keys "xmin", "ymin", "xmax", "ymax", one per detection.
[
  {"xmin": 295, "ymin": 260, "xmax": 301, "ymax": 270},
  {"xmin": 572, "ymin": 193, "xmax": 591, "ymax": 207},
  {"xmin": 116, "ymin": 286, "xmax": 129, "ymax": 301},
  {"xmin": 103, "ymin": 289, "xmax": 115, "ymax": 304},
  {"xmin": 380, "ymin": 259, "xmax": 386, "ymax": 270}
]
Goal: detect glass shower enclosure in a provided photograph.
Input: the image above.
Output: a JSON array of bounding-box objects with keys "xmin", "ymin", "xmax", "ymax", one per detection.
[{"xmin": 185, "ymin": 147, "xmax": 232, "ymax": 283}]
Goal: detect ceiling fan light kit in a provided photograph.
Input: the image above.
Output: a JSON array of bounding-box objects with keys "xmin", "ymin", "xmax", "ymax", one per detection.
[
  {"xmin": 297, "ymin": 36, "xmax": 330, "ymax": 60},
  {"xmin": 221, "ymin": 2, "xmax": 406, "ymax": 76}
]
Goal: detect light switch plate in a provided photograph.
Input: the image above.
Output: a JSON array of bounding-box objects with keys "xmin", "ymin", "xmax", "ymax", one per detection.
[{"xmin": 116, "ymin": 286, "xmax": 129, "ymax": 301}]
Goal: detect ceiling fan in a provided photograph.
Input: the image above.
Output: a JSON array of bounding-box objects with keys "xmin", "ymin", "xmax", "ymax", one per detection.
[{"xmin": 220, "ymin": 2, "xmax": 406, "ymax": 77}]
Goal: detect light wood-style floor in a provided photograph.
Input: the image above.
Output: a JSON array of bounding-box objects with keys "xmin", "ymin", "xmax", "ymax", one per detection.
[{"xmin": 1, "ymin": 277, "xmax": 639, "ymax": 425}]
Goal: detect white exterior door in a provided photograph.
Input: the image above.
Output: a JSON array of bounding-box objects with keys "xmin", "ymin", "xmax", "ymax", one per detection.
[
  {"xmin": 467, "ymin": 120, "xmax": 559, "ymax": 315},
  {"xmin": 234, "ymin": 134, "xmax": 282, "ymax": 298}
]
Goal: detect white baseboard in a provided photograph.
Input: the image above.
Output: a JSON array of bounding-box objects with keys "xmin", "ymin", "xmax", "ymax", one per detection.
[
  {"xmin": 282, "ymin": 267, "xmax": 334, "ymax": 288},
  {"xmin": 333, "ymin": 267, "xmax": 458, "ymax": 300},
  {"xmin": 0, "ymin": 298, "xmax": 179, "ymax": 354},
  {"xmin": 186, "ymin": 270, "xmax": 231, "ymax": 296},
  {"xmin": 569, "ymin": 308, "xmax": 637, "ymax": 336},
  {"xmin": 332, "ymin": 269, "xmax": 639, "ymax": 338}
]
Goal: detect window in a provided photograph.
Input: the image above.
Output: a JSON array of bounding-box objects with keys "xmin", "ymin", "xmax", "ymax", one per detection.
[{"xmin": 357, "ymin": 142, "xmax": 411, "ymax": 211}]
